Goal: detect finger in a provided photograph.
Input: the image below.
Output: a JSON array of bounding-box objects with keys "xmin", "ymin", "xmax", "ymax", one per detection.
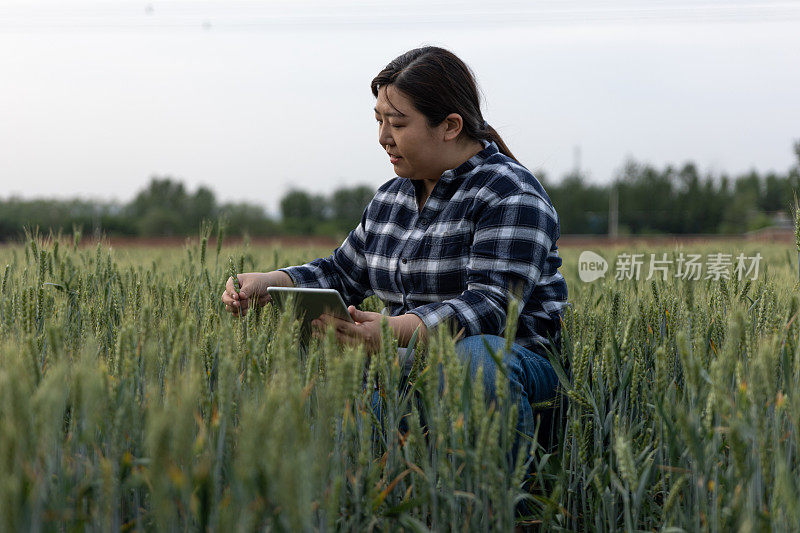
[
  {"xmin": 222, "ymin": 289, "xmax": 242, "ymax": 305},
  {"xmin": 335, "ymin": 329, "xmax": 362, "ymax": 348},
  {"xmin": 316, "ymin": 316, "xmax": 347, "ymax": 336},
  {"xmin": 349, "ymin": 306, "xmax": 369, "ymax": 324},
  {"xmin": 316, "ymin": 313, "xmax": 336, "ymax": 327},
  {"xmin": 318, "ymin": 315, "xmax": 353, "ymax": 337},
  {"xmin": 334, "ymin": 319, "xmax": 360, "ymax": 337},
  {"xmin": 311, "ymin": 320, "xmax": 326, "ymax": 339},
  {"xmin": 329, "ymin": 320, "xmax": 360, "ymax": 342},
  {"xmin": 228, "ymin": 290, "xmax": 249, "ymax": 308},
  {"xmin": 225, "ymin": 277, "xmax": 239, "ymax": 300},
  {"xmin": 320, "ymin": 313, "xmax": 351, "ymax": 327},
  {"xmin": 238, "ymin": 281, "xmax": 250, "ymax": 300}
]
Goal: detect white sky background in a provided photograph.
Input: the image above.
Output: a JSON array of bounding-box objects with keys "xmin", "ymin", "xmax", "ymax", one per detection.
[{"xmin": 1, "ymin": 1, "xmax": 799, "ymax": 216}]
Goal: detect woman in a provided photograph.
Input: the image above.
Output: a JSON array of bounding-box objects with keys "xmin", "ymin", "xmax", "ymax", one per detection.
[{"xmin": 221, "ymin": 46, "xmax": 568, "ymax": 460}]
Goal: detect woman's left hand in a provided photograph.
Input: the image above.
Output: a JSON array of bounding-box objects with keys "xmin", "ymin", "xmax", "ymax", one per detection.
[{"xmin": 311, "ymin": 306, "xmax": 384, "ymax": 353}]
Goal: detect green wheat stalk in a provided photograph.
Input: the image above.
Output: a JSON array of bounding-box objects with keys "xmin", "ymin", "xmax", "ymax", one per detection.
[
  {"xmin": 794, "ymin": 190, "xmax": 800, "ymax": 285},
  {"xmin": 228, "ymin": 257, "xmax": 240, "ymax": 296},
  {"xmin": 216, "ymin": 214, "xmax": 228, "ymax": 266}
]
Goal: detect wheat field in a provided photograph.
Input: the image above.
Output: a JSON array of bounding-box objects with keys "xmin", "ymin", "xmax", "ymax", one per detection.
[{"xmin": 0, "ymin": 230, "xmax": 798, "ymax": 531}]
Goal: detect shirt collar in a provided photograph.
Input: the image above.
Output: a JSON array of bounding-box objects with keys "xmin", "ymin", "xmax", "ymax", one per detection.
[{"xmin": 440, "ymin": 138, "xmax": 497, "ymax": 182}]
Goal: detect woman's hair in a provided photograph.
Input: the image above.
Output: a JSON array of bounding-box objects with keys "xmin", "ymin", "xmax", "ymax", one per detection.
[{"xmin": 371, "ymin": 46, "xmax": 518, "ymax": 163}]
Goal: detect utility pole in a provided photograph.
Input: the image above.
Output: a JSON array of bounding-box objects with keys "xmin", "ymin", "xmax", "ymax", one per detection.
[
  {"xmin": 93, "ymin": 204, "xmax": 102, "ymax": 239},
  {"xmin": 609, "ymin": 181, "xmax": 619, "ymax": 239}
]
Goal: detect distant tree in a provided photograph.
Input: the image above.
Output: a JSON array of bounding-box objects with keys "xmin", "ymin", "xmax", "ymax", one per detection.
[
  {"xmin": 735, "ymin": 171, "xmax": 761, "ymax": 201},
  {"xmin": 218, "ymin": 202, "xmax": 278, "ymax": 236},
  {"xmin": 762, "ymin": 173, "xmax": 788, "ymax": 212},
  {"xmin": 130, "ymin": 178, "xmax": 187, "ymax": 213},
  {"xmin": 128, "ymin": 177, "xmax": 188, "ymax": 235},
  {"xmin": 5, "ymin": 142, "xmax": 800, "ymax": 241},
  {"xmin": 280, "ymin": 189, "xmax": 328, "ymax": 234},
  {"xmin": 615, "ymin": 160, "xmax": 676, "ymax": 234},
  {"xmin": 330, "ymin": 185, "xmax": 375, "ymax": 233},
  {"xmin": 188, "ymin": 186, "xmax": 217, "ymax": 223},
  {"xmin": 674, "ymin": 162, "xmax": 717, "ymax": 233},
  {"xmin": 280, "ymin": 190, "xmax": 314, "ymax": 221},
  {"xmin": 127, "ymin": 177, "xmax": 217, "ymax": 236},
  {"xmin": 547, "ymin": 172, "xmax": 609, "ymax": 234},
  {"xmin": 0, "ymin": 197, "xmax": 129, "ymax": 241}
]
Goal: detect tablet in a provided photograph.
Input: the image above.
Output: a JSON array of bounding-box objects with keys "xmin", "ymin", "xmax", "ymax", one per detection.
[{"xmin": 267, "ymin": 287, "xmax": 354, "ymax": 326}]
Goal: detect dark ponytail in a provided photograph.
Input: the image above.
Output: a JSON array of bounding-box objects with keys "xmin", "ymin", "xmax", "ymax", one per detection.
[{"xmin": 371, "ymin": 46, "xmax": 518, "ymax": 163}]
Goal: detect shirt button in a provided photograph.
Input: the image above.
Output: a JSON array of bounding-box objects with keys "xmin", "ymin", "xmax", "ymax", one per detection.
[
  {"xmin": 401, "ymin": 258, "xmax": 407, "ymax": 264},
  {"xmin": 419, "ymin": 218, "xmax": 428, "ymax": 226}
]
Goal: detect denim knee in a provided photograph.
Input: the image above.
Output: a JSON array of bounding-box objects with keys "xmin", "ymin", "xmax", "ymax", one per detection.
[
  {"xmin": 454, "ymin": 334, "xmax": 525, "ymax": 402},
  {"xmin": 456, "ymin": 334, "xmax": 558, "ymax": 403},
  {"xmin": 453, "ymin": 334, "xmax": 559, "ymax": 445}
]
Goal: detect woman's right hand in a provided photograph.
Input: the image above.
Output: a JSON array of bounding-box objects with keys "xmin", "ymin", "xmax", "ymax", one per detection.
[{"xmin": 221, "ymin": 270, "xmax": 293, "ymax": 317}]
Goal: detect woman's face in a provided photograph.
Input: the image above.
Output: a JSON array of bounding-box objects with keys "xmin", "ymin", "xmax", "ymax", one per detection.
[{"xmin": 374, "ymin": 85, "xmax": 443, "ymax": 182}]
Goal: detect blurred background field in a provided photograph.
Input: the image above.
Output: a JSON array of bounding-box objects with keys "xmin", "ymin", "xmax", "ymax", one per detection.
[{"xmin": 2, "ymin": 235, "xmax": 791, "ymax": 290}]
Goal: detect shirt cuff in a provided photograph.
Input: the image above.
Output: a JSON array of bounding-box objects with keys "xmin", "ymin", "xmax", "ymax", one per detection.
[
  {"xmin": 408, "ymin": 301, "xmax": 467, "ymax": 337},
  {"xmin": 278, "ymin": 266, "xmax": 319, "ymax": 288}
]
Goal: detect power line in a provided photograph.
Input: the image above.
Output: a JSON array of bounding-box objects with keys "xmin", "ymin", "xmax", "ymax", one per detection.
[{"xmin": 2, "ymin": 0, "xmax": 800, "ymax": 32}]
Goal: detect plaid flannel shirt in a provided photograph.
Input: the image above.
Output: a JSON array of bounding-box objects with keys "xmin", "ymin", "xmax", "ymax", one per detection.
[{"xmin": 280, "ymin": 139, "xmax": 568, "ymax": 353}]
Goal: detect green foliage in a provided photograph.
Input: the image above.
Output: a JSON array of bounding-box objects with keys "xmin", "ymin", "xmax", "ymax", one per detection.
[
  {"xmin": 279, "ymin": 189, "xmax": 323, "ymax": 235},
  {"xmin": 330, "ymin": 185, "xmax": 375, "ymax": 234},
  {"xmin": 0, "ymin": 178, "xmax": 375, "ymax": 242},
  {"xmin": 547, "ymin": 146, "xmax": 800, "ymax": 234},
  {"xmin": 4, "ymin": 142, "xmax": 800, "ymax": 241},
  {"xmin": 0, "ymin": 233, "xmax": 544, "ymax": 530},
  {"xmin": 0, "ymin": 233, "xmax": 797, "ymax": 529},
  {"xmin": 550, "ymin": 242, "xmax": 800, "ymax": 531},
  {"xmin": 278, "ymin": 186, "xmax": 373, "ymax": 236}
]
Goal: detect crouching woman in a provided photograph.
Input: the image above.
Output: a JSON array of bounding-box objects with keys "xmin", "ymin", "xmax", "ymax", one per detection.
[{"xmin": 221, "ymin": 46, "xmax": 568, "ymax": 466}]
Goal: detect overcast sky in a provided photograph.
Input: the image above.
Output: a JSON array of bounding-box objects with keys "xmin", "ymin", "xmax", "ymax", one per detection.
[{"xmin": 1, "ymin": 0, "xmax": 799, "ymax": 215}]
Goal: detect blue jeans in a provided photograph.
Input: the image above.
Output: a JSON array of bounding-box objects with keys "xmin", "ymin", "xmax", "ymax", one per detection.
[{"xmin": 368, "ymin": 334, "xmax": 559, "ymax": 467}]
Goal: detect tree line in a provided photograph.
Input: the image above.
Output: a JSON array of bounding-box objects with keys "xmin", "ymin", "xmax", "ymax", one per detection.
[
  {"xmin": 0, "ymin": 179, "xmax": 375, "ymax": 242},
  {"xmin": 546, "ymin": 146, "xmax": 800, "ymax": 235},
  {"xmin": 1, "ymin": 144, "xmax": 798, "ymax": 242}
]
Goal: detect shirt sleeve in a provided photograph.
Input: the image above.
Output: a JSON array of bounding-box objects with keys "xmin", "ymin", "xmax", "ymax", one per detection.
[
  {"xmin": 279, "ymin": 210, "xmax": 373, "ymax": 307},
  {"xmin": 407, "ymin": 191, "xmax": 557, "ymax": 338}
]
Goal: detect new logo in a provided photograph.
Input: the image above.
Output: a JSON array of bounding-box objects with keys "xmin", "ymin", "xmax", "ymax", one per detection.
[{"xmin": 578, "ymin": 250, "xmax": 608, "ymax": 282}]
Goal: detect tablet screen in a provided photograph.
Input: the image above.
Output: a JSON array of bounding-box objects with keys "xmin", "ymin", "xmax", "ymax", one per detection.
[{"xmin": 267, "ymin": 287, "xmax": 354, "ymax": 325}]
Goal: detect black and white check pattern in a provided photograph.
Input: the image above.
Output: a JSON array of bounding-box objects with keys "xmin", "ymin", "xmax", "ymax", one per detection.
[{"xmin": 280, "ymin": 139, "xmax": 568, "ymax": 353}]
